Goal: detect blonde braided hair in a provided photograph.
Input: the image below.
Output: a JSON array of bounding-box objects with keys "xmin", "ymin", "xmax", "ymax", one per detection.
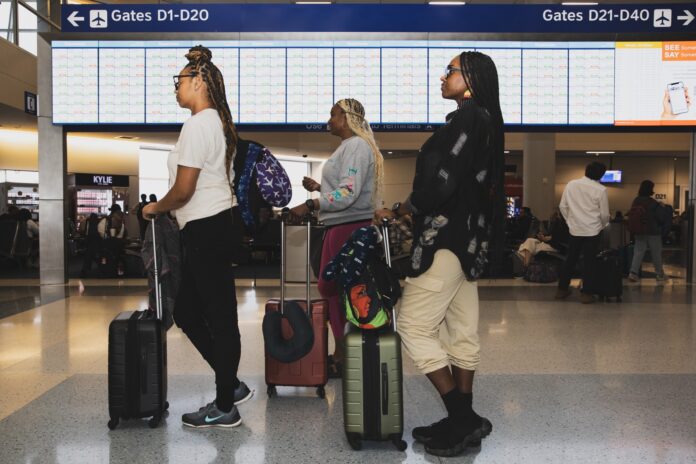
[{"xmin": 336, "ymin": 98, "xmax": 384, "ymax": 206}]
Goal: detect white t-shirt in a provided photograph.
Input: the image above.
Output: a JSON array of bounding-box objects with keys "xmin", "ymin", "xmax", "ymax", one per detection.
[
  {"xmin": 167, "ymin": 108, "xmax": 236, "ymax": 229},
  {"xmin": 559, "ymin": 176, "xmax": 610, "ymax": 237}
]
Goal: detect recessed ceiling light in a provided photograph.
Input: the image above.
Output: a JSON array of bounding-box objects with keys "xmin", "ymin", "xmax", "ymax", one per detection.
[
  {"xmin": 586, "ymin": 151, "xmax": 615, "ymax": 155},
  {"xmin": 295, "ymin": 1, "xmax": 332, "ymax": 4},
  {"xmin": 387, "ymin": 151, "xmax": 393, "ymax": 154},
  {"xmin": 429, "ymin": 1, "xmax": 466, "ymax": 4},
  {"xmin": 504, "ymin": 150, "xmax": 510, "ymax": 154}
]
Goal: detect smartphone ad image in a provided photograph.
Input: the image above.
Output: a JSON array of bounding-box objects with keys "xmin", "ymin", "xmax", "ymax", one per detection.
[{"xmin": 667, "ymin": 82, "xmax": 689, "ymax": 115}]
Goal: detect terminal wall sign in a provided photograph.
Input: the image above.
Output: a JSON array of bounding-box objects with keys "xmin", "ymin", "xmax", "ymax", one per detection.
[{"xmin": 61, "ymin": 4, "xmax": 696, "ymax": 34}]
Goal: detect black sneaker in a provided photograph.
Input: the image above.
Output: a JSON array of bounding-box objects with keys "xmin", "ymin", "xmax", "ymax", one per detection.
[
  {"xmin": 182, "ymin": 402, "xmax": 242, "ymax": 429},
  {"xmin": 233, "ymin": 381, "xmax": 254, "ymax": 406},
  {"xmin": 424, "ymin": 416, "xmax": 493, "ymax": 457},
  {"xmin": 412, "ymin": 417, "xmax": 451, "ymax": 443}
]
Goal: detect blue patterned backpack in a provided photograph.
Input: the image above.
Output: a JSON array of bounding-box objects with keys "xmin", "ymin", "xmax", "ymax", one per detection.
[{"xmin": 232, "ymin": 139, "xmax": 292, "ymax": 233}]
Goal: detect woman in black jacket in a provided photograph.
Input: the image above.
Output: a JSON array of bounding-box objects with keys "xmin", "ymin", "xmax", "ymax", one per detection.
[
  {"xmin": 376, "ymin": 51, "xmax": 504, "ymax": 457},
  {"xmin": 628, "ymin": 180, "xmax": 666, "ymax": 282}
]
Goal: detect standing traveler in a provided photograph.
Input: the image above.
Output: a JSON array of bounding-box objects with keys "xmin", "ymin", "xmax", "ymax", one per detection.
[
  {"xmin": 133, "ymin": 194, "xmax": 149, "ymax": 242},
  {"xmin": 628, "ymin": 180, "xmax": 666, "ymax": 282},
  {"xmin": 80, "ymin": 213, "xmax": 102, "ymax": 278},
  {"xmin": 556, "ymin": 162, "xmax": 610, "ymax": 304},
  {"xmin": 289, "ymin": 98, "xmax": 384, "ymax": 378},
  {"xmin": 142, "ymin": 45, "xmax": 252, "ymax": 428},
  {"xmin": 98, "ymin": 204, "xmax": 127, "ymax": 276},
  {"xmin": 375, "ymin": 51, "xmax": 504, "ymax": 457}
]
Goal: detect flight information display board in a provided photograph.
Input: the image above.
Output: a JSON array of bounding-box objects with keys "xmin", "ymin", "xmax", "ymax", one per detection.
[{"xmin": 51, "ymin": 40, "xmax": 696, "ymax": 128}]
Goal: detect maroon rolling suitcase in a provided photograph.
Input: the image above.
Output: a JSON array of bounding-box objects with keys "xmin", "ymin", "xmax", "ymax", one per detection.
[{"xmin": 265, "ymin": 211, "xmax": 328, "ymax": 398}]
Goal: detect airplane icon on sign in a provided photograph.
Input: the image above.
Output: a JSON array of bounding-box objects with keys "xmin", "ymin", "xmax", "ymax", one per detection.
[
  {"xmin": 89, "ymin": 10, "xmax": 108, "ymax": 28},
  {"xmin": 653, "ymin": 9, "xmax": 671, "ymax": 27}
]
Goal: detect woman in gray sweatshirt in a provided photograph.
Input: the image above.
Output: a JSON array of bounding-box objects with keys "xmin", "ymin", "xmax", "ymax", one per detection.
[{"xmin": 290, "ymin": 98, "xmax": 383, "ymax": 377}]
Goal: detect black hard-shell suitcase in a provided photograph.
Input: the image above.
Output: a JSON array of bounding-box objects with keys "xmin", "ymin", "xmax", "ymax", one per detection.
[
  {"xmin": 584, "ymin": 249, "xmax": 623, "ymax": 302},
  {"xmin": 343, "ymin": 220, "xmax": 407, "ymax": 451},
  {"xmin": 107, "ymin": 219, "xmax": 168, "ymax": 429}
]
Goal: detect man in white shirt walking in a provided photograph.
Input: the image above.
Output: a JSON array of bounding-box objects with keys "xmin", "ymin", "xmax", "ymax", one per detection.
[{"xmin": 556, "ymin": 162, "xmax": 610, "ymax": 304}]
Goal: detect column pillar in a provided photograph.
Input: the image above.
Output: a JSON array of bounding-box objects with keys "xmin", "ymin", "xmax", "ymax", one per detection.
[
  {"xmin": 37, "ymin": 0, "xmax": 67, "ymax": 285},
  {"xmin": 522, "ymin": 133, "xmax": 556, "ymax": 222}
]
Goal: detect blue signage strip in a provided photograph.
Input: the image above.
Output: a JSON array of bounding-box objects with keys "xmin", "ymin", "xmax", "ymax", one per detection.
[{"xmin": 61, "ymin": 4, "xmax": 696, "ymax": 34}]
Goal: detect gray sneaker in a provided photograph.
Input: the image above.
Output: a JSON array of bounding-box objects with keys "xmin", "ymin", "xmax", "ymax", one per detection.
[
  {"xmin": 234, "ymin": 381, "xmax": 254, "ymax": 406},
  {"xmin": 182, "ymin": 402, "xmax": 242, "ymax": 428}
]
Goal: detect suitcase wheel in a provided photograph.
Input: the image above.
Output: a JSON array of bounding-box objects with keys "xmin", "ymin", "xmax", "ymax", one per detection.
[
  {"xmin": 107, "ymin": 418, "xmax": 119, "ymax": 430},
  {"xmin": 267, "ymin": 385, "xmax": 277, "ymax": 397},
  {"xmin": 391, "ymin": 435, "xmax": 407, "ymax": 452},
  {"xmin": 165, "ymin": 401, "xmax": 170, "ymax": 411},
  {"xmin": 148, "ymin": 415, "xmax": 162, "ymax": 429},
  {"xmin": 316, "ymin": 386, "xmax": 326, "ymax": 399},
  {"xmin": 346, "ymin": 432, "xmax": 362, "ymax": 451}
]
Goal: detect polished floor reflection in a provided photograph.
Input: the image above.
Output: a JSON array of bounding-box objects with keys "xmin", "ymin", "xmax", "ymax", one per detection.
[{"xmin": 1, "ymin": 279, "xmax": 695, "ymax": 463}]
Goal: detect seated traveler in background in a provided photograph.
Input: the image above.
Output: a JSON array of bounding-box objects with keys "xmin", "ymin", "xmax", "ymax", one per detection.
[{"xmin": 516, "ymin": 210, "xmax": 568, "ymax": 268}]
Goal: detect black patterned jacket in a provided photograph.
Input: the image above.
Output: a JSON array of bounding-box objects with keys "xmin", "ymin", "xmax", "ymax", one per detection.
[{"xmin": 406, "ymin": 100, "xmax": 496, "ymax": 281}]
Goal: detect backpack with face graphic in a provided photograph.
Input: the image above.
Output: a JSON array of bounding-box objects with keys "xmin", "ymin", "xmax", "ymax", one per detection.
[
  {"xmin": 341, "ymin": 254, "xmax": 401, "ymax": 330},
  {"xmin": 323, "ymin": 225, "xmax": 402, "ymax": 330}
]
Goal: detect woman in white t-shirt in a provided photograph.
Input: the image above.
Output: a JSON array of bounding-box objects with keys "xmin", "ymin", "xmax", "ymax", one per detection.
[{"xmin": 142, "ymin": 46, "xmax": 252, "ymax": 429}]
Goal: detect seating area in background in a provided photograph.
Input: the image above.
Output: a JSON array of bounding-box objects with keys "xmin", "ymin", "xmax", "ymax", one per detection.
[{"xmin": 0, "ymin": 219, "xmax": 33, "ymax": 271}]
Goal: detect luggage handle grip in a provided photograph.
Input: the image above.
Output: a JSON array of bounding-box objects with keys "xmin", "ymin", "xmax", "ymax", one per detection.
[
  {"xmin": 149, "ymin": 217, "xmax": 163, "ymax": 321},
  {"xmin": 381, "ymin": 362, "xmax": 389, "ymax": 415},
  {"xmin": 380, "ymin": 218, "xmax": 398, "ymax": 334}
]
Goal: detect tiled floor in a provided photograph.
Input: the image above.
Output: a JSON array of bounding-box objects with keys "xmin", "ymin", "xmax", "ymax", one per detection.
[{"xmin": 1, "ymin": 276, "xmax": 695, "ymax": 463}]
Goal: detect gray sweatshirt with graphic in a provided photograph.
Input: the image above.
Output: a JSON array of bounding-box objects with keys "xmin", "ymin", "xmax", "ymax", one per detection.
[{"xmin": 318, "ymin": 136, "xmax": 376, "ymax": 227}]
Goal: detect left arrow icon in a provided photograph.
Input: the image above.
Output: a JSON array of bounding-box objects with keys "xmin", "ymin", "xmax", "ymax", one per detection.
[{"xmin": 67, "ymin": 11, "xmax": 84, "ymax": 27}]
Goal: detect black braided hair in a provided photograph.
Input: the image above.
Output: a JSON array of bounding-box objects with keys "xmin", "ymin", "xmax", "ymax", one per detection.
[
  {"xmin": 185, "ymin": 45, "xmax": 238, "ymax": 181},
  {"xmin": 459, "ymin": 51, "xmax": 506, "ymax": 273}
]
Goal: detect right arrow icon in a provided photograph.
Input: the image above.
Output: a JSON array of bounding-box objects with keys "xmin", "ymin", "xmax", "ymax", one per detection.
[{"xmin": 677, "ymin": 10, "xmax": 694, "ymax": 26}]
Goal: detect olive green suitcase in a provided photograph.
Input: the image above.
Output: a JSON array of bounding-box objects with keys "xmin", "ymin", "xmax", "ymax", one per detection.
[
  {"xmin": 342, "ymin": 221, "xmax": 406, "ymax": 451},
  {"xmin": 343, "ymin": 328, "xmax": 406, "ymax": 451}
]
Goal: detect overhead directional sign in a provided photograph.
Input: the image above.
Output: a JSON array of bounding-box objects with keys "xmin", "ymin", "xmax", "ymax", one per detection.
[{"xmin": 61, "ymin": 3, "xmax": 696, "ymax": 34}]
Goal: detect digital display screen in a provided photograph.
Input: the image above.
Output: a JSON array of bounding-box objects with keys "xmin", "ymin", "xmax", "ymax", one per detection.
[
  {"xmin": 51, "ymin": 40, "xmax": 696, "ymax": 128},
  {"xmin": 614, "ymin": 42, "xmax": 696, "ymax": 126},
  {"xmin": 600, "ymin": 170, "xmax": 623, "ymax": 183}
]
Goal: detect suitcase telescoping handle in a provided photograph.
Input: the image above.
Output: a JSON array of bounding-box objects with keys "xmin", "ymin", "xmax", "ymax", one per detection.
[
  {"xmin": 149, "ymin": 217, "xmax": 163, "ymax": 321},
  {"xmin": 381, "ymin": 218, "xmax": 398, "ymax": 333},
  {"xmin": 279, "ymin": 208, "xmax": 313, "ymax": 316}
]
